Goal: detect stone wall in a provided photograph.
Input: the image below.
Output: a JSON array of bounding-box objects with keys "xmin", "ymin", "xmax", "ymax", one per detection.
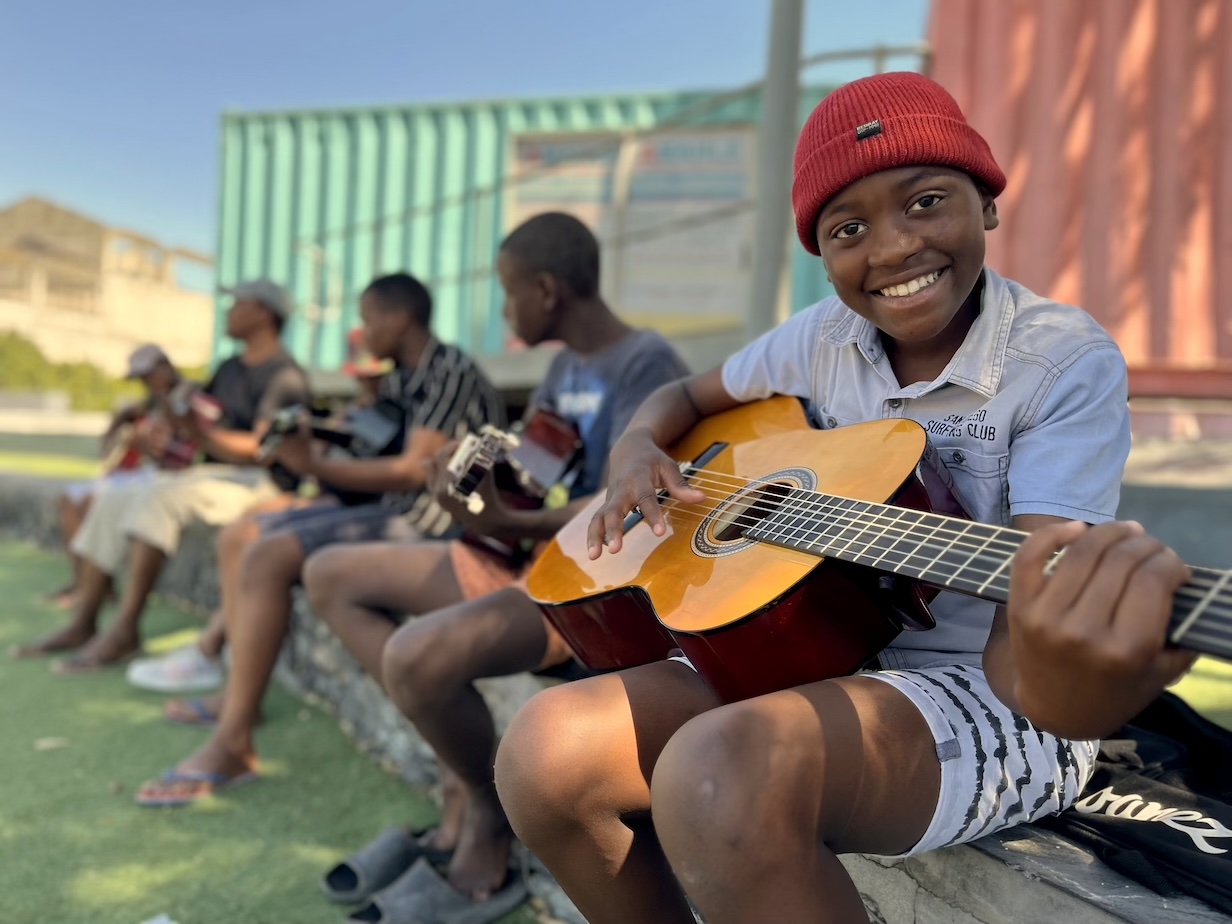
[{"xmin": 2, "ymin": 473, "xmax": 1228, "ymax": 924}]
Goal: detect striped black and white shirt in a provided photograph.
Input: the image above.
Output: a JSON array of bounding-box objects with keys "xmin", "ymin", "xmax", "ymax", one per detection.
[{"xmin": 380, "ymin": 338, "xmax": 506, "ymax": 535}]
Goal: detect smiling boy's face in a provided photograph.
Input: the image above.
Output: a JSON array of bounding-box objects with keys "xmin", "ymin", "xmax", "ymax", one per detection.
[{"xmin": 814, "ymin": 166, "xmax": 998, "ymax": 353}]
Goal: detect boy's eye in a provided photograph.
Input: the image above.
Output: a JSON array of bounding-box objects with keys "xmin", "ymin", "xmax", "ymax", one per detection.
[
  {"xmin": 909, "ymin": 193, "xmax": 944, "ymax": 212},
  {"xmin": 832, "ymin": 221, "xmax": 866, "ymax": 240}
]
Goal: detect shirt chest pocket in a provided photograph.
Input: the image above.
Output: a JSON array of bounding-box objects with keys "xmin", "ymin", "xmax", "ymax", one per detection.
[{"xmin": 934, "ymin": 445, "xmax": 1011, "ymax": 528}]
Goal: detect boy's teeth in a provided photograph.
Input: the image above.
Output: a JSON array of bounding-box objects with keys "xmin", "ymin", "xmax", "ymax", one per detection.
[{"xmin": 879, "ymin": 268, "xmax": 942, "ymax": 297}]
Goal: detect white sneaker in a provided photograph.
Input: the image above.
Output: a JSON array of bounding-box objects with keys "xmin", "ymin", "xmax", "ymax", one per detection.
[{"xmin": 126, "ymin": 644, "xmax": 224, "ymax": 693}]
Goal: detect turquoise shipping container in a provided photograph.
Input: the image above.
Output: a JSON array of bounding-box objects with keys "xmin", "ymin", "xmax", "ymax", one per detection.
[{"xmin": 213, "ymin": 86, "xmax": 834, "ymax": 369}]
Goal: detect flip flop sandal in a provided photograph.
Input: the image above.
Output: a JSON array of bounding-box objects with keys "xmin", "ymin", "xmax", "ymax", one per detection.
[
  {"xmin": 346, "ymin": 857, "xmax": 527, "ymax": 924},
  {"xmin": 321, "ymin": 827, "xmax": 454, "ymax": 905},
  {"xmin": 164, "ymin": 698, "xmax": 219, "ymax": 728},
  {"xmin": 134, "ymin": 768, "xmax": 259, "ymax": 808}
]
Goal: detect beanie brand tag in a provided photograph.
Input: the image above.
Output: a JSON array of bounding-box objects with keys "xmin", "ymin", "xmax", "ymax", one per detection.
[{"xmin": 855, "ymin": 119, "xmax": 883, "ymax": 141}]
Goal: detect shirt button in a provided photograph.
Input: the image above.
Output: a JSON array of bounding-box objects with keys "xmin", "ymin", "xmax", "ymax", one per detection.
[
  {"xmin": 826, "ymin": 416, "xmax": 838, "ymax": 428},
  {"xmin": 888, "ymin": 398, "xmax": 902, "ymax": 408},
  {"xmin": 952, "ymin": 450, "xmax": 966, "ymax": 465}
]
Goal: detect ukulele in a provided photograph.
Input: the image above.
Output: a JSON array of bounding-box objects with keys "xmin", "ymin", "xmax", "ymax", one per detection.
[
  {"xmin": 444, "ymin": 409, "xmax": 583, "ymax": 566},
  {"xmin": 103, "ymin": 383, "xmax": 221, "ymax": 473},
  {"xmin": 526, "ymin": 396, "xmax": 1232, "ymax": 703}
]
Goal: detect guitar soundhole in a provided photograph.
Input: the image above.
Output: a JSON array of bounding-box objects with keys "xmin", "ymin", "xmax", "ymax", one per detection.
[
  {"xmin": 691, "ymin": 466, "xmax": 816, "ymax": 559},
  {"xmin": 710, "ymin": 482, "xmax": 793, "ymax": 543}
]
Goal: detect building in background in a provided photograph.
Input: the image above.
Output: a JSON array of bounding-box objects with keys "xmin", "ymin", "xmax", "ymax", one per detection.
[
  {"xmin": 0, "ymin": 197, "xmax": 214, "ymax": 376},
  {"xmin": 211, "ymin": 85, "xmax": 848, "ymax": 390},
  {"xmin": 930, "ymin": 0, "xmax": 1232, "ymax": 435}
]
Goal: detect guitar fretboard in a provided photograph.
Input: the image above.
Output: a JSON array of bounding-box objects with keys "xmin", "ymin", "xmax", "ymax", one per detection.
[{"xmin": 742, "ymin": 488, "xmax": 1232, "ymax": 661}]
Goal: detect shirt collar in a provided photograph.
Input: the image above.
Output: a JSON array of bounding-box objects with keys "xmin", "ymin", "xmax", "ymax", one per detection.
[{"xmin": 820, "ymin": 268, "xmax": 1014, "ymax": 399}]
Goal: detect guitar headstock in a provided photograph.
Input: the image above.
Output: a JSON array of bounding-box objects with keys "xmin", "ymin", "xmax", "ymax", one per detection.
[{"xmin": 444, "ymin": 426, "xmax": 521, "ymax": 513}]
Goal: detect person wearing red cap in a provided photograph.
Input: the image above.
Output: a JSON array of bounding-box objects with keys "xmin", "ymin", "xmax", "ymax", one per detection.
[{"xmin": 492, "ymin": 72, "xmax": 1153, "ymax": 924}]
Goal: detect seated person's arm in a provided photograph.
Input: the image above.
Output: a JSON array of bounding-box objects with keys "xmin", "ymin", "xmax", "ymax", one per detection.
[
  {"xmin": 100, "ymin": 400, "xmax": 150, "ymax": 455},
  {"xmin": 104, "ymin": 400, "xmax": 146, "ymax": 436},
  {"xmin": 981, "ymin": 343, "xmax": 1144, "ymax": 737},
  {"xmin": 490, "ymin": 367, "xmax": 737, "ymax": 543},
  {"xmin": 199, "ymin": 366, "xmax": 310, "ymax": 464},
  {"xmin": 305, "ymin": 425, "xmax": 450, "ymax": 495},
  {"xmin": 985, "ymin": 519, "xmax": 1194, "ymax": 741},
  {"xmin": 198, "ymin": 425, "xmax": 263, "ymax": 464},
  {"xmin": 983, "ymin": 513, "xmax": 1076, "ymax": 715},
  {"xmin": 585, "ymin": 366, "xmax": 746, "ymax": 555},
  {"xmin": 489, "ymin": 490, "xmax": 592, "ymax": 544}
]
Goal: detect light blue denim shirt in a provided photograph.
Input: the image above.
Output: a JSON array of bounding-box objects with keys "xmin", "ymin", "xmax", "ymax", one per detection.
[{"xmin": 721, "ymin": 267, "xmax": 1131, "ymax": 668}]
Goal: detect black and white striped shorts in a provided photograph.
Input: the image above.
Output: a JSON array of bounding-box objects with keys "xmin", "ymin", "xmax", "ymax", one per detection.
[{"xmin": 866, "ymin": 662, "xmax": 1098, "ymax": 858}]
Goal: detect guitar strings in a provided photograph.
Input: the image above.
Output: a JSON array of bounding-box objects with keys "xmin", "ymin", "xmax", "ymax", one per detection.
[
  {"xmin": 617, "ymin": 494, "xmax": 1232, "ymax": 643},
  {"xmin": 656, "ymin": 484, "xmax": 1226, "ymax": 599},
  {"xmin": 678, "ymin": 467, "xmax": 1026, "ymax": 554},
  {"xmin": 658, "ymin": 481, "xmax": 1232, "ymax": 612},
  {"xmin": 602, "ymin": 478, "xmax": 1232, "ymax": 622},
  {"xmin": 658, "ymin": 465, "xmax": 1232, "ymax": 600}
]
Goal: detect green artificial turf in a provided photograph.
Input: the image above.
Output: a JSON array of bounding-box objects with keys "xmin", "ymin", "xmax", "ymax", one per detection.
[
  {"xmin": 0, "ymin": 450, "xmax": 100, "ymax": 480},
  {"xmin": 0, "ymin": 542, "xmax": 538, "ymax": 924},
  {"xmin": 0, "ymin": 539, "xmax": 1228, "ymax": 923}
]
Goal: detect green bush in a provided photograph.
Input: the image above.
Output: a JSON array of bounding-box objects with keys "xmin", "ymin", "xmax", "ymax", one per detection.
[{"xmin": 0, "ymin": 332, "xmax": 146, "ymax": 411}]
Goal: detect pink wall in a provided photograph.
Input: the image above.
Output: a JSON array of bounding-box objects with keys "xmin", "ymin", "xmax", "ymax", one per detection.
[{"xmin": 928, "ymin": 0, "xmax": 1232, "ymax": 371}]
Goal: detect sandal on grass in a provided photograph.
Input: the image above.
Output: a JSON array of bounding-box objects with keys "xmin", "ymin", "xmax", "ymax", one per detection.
[
  {"xmin": 163, "ymin": 698, "xmax": 219, "ymax": 728},
  {"xmin": 134, "ymin": 768, "xmax": 258, "ymax": 808},
  {"xmin": 346, "ymin": 857, "xmax": 527, "ymax": 924},
  {"xmin": 321, "ymin": 826, "xmax": 454, "ymax": 905}
]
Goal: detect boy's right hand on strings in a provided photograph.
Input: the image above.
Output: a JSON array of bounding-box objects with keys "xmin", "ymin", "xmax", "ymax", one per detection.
[
  {"xmin": 586, "ymin": 427, "xmax": 706, "ymax": 559},
  {"xmin": 1008, "ymin": 520, "xmax": 1196, "ymax": 737}
]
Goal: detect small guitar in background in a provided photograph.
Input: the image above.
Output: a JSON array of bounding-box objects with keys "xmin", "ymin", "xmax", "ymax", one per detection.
[
  {"xmin": 444, "ymin": 410, "xmax": 582, "ymax": 566},
  {"xmin": 102, "ymin": 382, "xmax": 221, "ymax": 472}
]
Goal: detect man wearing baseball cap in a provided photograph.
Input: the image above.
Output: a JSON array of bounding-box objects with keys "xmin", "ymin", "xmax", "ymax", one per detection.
[
  {"xmin": 48, "ymin": 343, "xmax": 186, "ymax": 606},
  {"xmin": 14, "ymin": 279, "xmax": 312, "ymax": 673}
]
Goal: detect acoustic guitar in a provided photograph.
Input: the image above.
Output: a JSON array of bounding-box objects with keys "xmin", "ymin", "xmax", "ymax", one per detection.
[
  {"xmin": 445, "ymin": 409, "xmax": 583, "ymax": 567},
  {"xmin": 526, "ymin": 396, "xmax": 1232, "ymax": 703}
]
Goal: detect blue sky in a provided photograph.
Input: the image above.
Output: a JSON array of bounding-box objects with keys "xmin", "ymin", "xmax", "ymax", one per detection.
[{"xmin": 1, "ymin": 0, "xmax": 929, "ymax": 256}]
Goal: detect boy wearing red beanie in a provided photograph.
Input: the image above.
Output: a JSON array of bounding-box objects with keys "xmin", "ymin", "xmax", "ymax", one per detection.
[{"xmin": 494, "ymin": 74, "xmax": 1142, "ymax": 924}]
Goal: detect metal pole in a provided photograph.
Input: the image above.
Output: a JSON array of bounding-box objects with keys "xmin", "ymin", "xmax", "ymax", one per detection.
[{"xmin": 746, "ymin": 0, "xmax": 804, "ymax": 341}]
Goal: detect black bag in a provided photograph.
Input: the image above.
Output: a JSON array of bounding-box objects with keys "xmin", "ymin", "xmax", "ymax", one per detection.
[{"xmin": 1041, "ymin": 692, "xmax": 1232, "ymax": 914}]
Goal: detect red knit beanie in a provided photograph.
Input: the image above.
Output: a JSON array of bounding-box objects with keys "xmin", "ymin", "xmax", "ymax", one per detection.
[{"xmin": 792, "ymin": 72, "xmax": 1005, "ymax": 255}]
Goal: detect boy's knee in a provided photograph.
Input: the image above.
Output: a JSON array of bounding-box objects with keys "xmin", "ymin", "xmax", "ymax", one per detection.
[
  {"xmin": 496, "ymin": 685, "xmax": 606, "ymax": 844},
  {"xmin": 302, "ymin": 547, "xmax": 349, "ymax": 615},
  {"xmin": 653, "ymin": 703, "xmax": 806, "ymax": 859},
  {"xmin": 217, "ymin": 517, "xmax": 260, "ymax": 558},
  {"xmin": 381, "ymin": 620, "xmax": 451, "ymax": 711},
  {"xmin": 239, "ymin": 533, "xmax": 302, "ymax": 587}
]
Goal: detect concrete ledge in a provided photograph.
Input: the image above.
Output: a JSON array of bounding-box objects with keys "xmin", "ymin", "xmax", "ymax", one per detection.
[{"xmin": 1, "ymin": 473, "xmax": 1228, "ymax": 924}]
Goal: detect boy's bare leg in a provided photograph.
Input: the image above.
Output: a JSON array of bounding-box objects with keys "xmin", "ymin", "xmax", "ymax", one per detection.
[
  {"xmin": 57, "ymin": 539, "xmax": 165, "ymax": 669},
  {"xmin": 144, "ymin": 531, "xmax": 311, "ymax": 792},
  {"xmin": 652, "ymin": 676, "xmax": 940, "ymax": 924},
  {"xmin": 305, "ymin": 539, "xmax": 469, "ymax": 847},
  {"xmin": 495, "ymin": 660, "xmax": 721, "ymax": 924},
  {"xmin": 13, "ymin": 559, "xmax": 112, "ymax": 657}
]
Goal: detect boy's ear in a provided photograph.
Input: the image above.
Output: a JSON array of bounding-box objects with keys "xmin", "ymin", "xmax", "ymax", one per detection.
[
  {"xmin": 982, "ymin": 193, "xmax": 999, "ymax": 232},
  {"xmin": 535, "ymin": 271, "xmax": 558, "ymax": 311}
]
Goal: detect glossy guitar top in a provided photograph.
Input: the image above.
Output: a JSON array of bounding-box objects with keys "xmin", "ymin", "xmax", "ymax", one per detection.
[{"xmin": 527, "ymin": 396, "xmax": 928, "ymax": 634}]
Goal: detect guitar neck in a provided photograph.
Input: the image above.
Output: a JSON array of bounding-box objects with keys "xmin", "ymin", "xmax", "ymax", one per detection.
[{"xmin": 743, "ymin": 489, "xmax": 1232, "ymax": 662}]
